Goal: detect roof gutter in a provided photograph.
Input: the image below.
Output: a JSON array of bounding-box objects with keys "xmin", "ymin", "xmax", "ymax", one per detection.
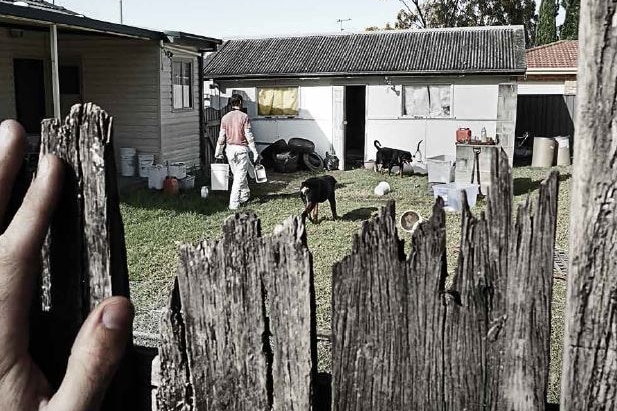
[
  {"xmin": 204, "ymin": 69, "xmax": 527, "ymax": 80},
  {"xmin": 526, "ymin": 67, "xmax": 577, "ymax": 75}
]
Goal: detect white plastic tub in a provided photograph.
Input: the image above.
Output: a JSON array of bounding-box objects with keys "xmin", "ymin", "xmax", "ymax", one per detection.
[
  {"xmin": 148, "ymin": 165, "xmax": 167, "ymax": 190},
  {"xmin": 432, "ymin": 182, "xmax": 479, "ymax": 211},
  {"xmin": 427, "ymin": 155, "xmax": 455, "ymax": 183},
  {"xmin": 168, "ymin": 162, "xmax": 187, "ymax": 179},
  {"xmin": 179, "ymin": 175, "xmax": 195, "ymax": 190}
]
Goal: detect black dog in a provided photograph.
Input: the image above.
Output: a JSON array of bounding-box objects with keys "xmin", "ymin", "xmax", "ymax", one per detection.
[
  {"xmin": 300, "ymin": 175, "xmax": 338, "ymax": 223},
  {"xmin": 374, "ymin": 140, "xmax": 422, "ymax": 177}
]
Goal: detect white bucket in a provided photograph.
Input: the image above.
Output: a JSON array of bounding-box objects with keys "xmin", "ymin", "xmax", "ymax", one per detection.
[
  {"xmin": 120, "ymin": 147, "xmax": 136, "ymax": 157},
  {"xmin": 120, "ymin": 151, "xmax": 136, "ymax": 177},
  {"xmin": 138, "ymin": 154, "xmax": 155, "ymax": 178},
  {"xmin": 211, "ymin": 163, "xmax": 229, "ymax": 191},
  {"xmin": 168, "ymin": 163, "xmax": 187, "ymax": 179},
  {"xmin": 148, "ymin": 165, "xmax": 167, "ymax": 190}
]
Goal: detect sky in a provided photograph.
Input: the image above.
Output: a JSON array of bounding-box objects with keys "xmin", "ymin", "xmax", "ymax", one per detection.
[{"xmin": 53, "ymin": 0, "xmax": 405, "ymax": 38}]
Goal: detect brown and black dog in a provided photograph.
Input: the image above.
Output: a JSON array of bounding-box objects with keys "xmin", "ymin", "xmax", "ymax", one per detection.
[
  {"xmin": 300, "ymin": 175, "xmax": 338, "ymax": 224},
  {"xmin": 374, "ymin": 140, "xmax": 423, "ymax": 177}
]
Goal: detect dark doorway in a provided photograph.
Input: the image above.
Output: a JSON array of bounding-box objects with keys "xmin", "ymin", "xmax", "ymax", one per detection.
[
  {"xmin": 344, "ymin": 86, "xmax": 366, "ymax": 169},
  {"xmin": 516, "ymin": 95, "xmax": 575, "ymax": 138},
  {"xmin": 14, "ymin": 59, "xmax": 46, "ymax": 134}
]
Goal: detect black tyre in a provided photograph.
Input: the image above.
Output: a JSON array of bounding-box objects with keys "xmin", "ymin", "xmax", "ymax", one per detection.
[
  {"xmin": 260, "ymin": 139, "xmax": 288, "ymax": 168},
  {"xmin": 302, "ymin": 152, "xmax": 324, "ymax": 171},
  {"xmin": 288, "ymin": 137, "xmax": 315, "ymax": 154},
  {"xmin": 273, "ymin": 151, "xmax": 299, "ymax": 173}
]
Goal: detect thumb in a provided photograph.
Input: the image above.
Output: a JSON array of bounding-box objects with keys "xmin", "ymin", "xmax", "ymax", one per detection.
[{"xmin": 47, "ymin": 297, "xmax": 134, "ymax": 411}]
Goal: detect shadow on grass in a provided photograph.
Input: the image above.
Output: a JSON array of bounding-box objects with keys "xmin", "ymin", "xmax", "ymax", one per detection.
[
  {"xmin": 340, "ymin": 207, "xmax": 378, "ymax": 222},
  {"xmin": 513, "ymin": 173, "xmax": 572, "ymax": 197}
]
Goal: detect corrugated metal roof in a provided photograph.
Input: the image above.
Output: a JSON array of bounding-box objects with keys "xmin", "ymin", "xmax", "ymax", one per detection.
[{"xmin": 203, "ymin": 26, "xmax": 527, "ymax": 79}]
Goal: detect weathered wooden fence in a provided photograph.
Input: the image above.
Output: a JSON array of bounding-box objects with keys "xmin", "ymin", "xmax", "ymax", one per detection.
[
  {"xmin": 154, "ymin": 148, "xmax": 558, "ymax": 411},
  {"xmin": 203, "ymin": 105, "xmax": 232, "ymax": 176},
  {"xmin": 18, "ymin": 3, "xmax": 617, "ymax": 408}
]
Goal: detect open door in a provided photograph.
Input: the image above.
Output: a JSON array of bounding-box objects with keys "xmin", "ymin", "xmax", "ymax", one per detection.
[
  {"xmin": 344, "ymin": 86, "xmax": 366, "ymax": 169},
  {"xmin": 332, "ymin": 86, "xmax": 345, "ymax": 170}
]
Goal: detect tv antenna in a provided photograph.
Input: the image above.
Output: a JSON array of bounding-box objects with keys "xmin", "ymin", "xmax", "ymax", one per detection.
[{"xmin": 336, "ymin": 18, "xmax": 351, "ymax": 32}]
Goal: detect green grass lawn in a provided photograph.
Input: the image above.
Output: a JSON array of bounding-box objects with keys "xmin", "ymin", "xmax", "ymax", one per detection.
[{"xmin": 121, "ymin": 165, "xmax": 571, "ymax": 403}]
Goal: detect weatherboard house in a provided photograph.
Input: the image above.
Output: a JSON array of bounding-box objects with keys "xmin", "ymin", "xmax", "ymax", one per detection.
[
  {"xmin": 0, "ymin": 0, "xmax": 221, "ymax": 168},
  {"xmin": 203, "ymin": 25, "xmax": 526, "ymax": 169}
]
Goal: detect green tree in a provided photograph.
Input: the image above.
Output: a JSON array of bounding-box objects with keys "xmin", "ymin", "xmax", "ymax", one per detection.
[
  {"xmin": 560, "ymin": 0, "xmax": 579, "ymax": 39},
  {"xmin": 369, "ymin": 0, "xmax": 538, "ymax": 46},
  {"xmin": 536, "ymin": 0, "xmax": 558, "ymax": 44}
]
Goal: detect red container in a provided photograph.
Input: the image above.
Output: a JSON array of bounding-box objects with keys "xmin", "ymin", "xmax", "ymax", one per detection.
[{"xmin": 456, "ymin": 128, "xmax": 472, "ymax": 144}]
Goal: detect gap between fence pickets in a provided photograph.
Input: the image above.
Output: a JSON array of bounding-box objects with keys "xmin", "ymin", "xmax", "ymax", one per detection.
[
  {"xmin": 157, "ymin": 213, "xmax": 316, "ymax": 411},
  {"xmin": 331, "ymin": 149, "xmax": 558, "ymax": 411}
]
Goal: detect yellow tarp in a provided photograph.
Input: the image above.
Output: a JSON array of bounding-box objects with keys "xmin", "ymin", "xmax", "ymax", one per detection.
[{"xmin": 258, "ymin": 87, "xmax": 299, "ymax": 116}]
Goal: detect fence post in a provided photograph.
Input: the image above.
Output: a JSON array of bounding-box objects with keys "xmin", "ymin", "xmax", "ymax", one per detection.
[
  {"xmin": 158, "ymin": 214, "xmax": 316, "ymax": 411},
  {"xmin": 560, "ymin": 1, "xmax": 617, "ymax": 409},
  {"xmin": 31, "ymin": 103, "xmax": 133, "ymax": 410}
]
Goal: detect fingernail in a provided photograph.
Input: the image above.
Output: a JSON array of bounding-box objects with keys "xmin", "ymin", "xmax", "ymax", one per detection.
[{"xmin": 102, "ymin": 301, "xmax": 133, "ymax": 331}]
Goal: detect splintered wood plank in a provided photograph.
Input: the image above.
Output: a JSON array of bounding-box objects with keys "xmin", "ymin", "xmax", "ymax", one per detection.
[
  {"xmin": 32, "ymin": 103, "xmax": 132, "ymax": 410},
  {"xmin": 331, "ymin": 200, "xmax": 447, "ymax": 411},
  {"xmin": 163, "ymin": 213, "xmax": 315, "ymax": 411},
  {"xmin": 332, "ymin": 149, "xmax": 558, "ymax": 411},
  {"xmin": 560, "ymin": 0, "xmax": 617, "ymax": 408}
]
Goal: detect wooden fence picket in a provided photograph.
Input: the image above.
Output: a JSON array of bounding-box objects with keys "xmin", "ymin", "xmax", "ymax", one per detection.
[
  {"xmin": 331, "ymin": 150, "xmax": 558, "ymax": 411},
  {"xmin": 158, "ymin": 214, "xmax": 316, "ymax": 411}
]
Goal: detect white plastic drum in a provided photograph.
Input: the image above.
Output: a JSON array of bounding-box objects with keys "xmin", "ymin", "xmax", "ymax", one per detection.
[
  {"xmin": 120, "ymin": 147, "xmax": 136, "ymax": 177},
  {"xmin": 138, "ymin": 154, "xmax": 155, "ymax": 178}
]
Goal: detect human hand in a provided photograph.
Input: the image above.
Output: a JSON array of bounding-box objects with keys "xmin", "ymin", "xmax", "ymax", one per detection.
[{"xmin": 0, "ymin": 120, "xmax": 134, "ymax": 410}]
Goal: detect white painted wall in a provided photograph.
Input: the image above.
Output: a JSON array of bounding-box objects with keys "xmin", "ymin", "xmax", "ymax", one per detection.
[
  {"xmin": 58, "ymin": 36, "xmax": 162, "ymax": 163},
  {"xmin": 215, "ymin": 76, "xmax": 512, "ymax": 164},
  {"xmin": 218, "ymin": 85, "xmax": 334, "ymax": 158},
  {"xmin": 365, "ymin": 82, "xmax": 499, "ymax": 160}
]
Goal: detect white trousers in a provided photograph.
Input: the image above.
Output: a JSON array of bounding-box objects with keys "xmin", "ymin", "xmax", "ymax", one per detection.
[{"xmin": 226, "ymin": 144, "xmax": 250, "ymax": 209}]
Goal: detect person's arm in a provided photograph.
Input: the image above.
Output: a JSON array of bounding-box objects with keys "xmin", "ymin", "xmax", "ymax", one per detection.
[
  {"xmin": 215, "ymin": 124, "xmax": 226, "ymax": 159},
  {"xmin": 244, "ymin": 118, "xmax": 258, "ymax": 162}
]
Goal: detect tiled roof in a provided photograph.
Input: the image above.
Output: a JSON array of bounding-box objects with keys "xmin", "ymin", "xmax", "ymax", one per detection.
[
  {"xmin": 0, "ymin": 0, "xmax": 80, "ymax": 15},
  {"xmin": 203, "ymin": 26, "xmax": 527, "ymax": 79},
  {"xmin": 526, "ymin": 40, "xmax": 578, "ymax": 69}
]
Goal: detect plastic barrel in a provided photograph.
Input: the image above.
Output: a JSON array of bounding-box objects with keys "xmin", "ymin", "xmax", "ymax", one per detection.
[
  {"xmin": 120, "ymin": 147, "xmax": 136, "ymax": 177},
  {"xmin": 138, "ymin": 154, "xmax": 154, "ymax": 178},
  {"xmin": 554, "ymin": 136, "xmax": 571, "ymax": 166},
  {"xmin": 531, "ymin": 137, "xmax": 556, "ymax": 168}
]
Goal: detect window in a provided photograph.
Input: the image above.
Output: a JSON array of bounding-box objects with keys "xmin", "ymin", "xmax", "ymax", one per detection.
[
  {"xmin": 257, "ymin": 87, "xmax": 299, "ymax": 116},
  {"xmin": 172, "ymin": 60, "xmax": 193, "ymax": 109},
  {"xmin": 403, "ymin": 85, "xmax": 451, "ymax": 118}
]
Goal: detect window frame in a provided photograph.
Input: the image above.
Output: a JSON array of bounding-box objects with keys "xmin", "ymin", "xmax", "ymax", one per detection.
[
  {"xmin": 401, "ymin": 84, "xmax": 453, "ymax": 119},
  {"xmin": 255, "ymin": 86, "xmax": 301, "ymax": 118},
  {"xmin": 172, "ymin": 58, "xmax": 194, "ymax": 111}
]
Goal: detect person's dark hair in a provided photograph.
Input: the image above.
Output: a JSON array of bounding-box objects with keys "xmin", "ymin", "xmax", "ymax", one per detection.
[{"xmin": 229, "ymin": 94, "xmax": 243, "ymax": 108}]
